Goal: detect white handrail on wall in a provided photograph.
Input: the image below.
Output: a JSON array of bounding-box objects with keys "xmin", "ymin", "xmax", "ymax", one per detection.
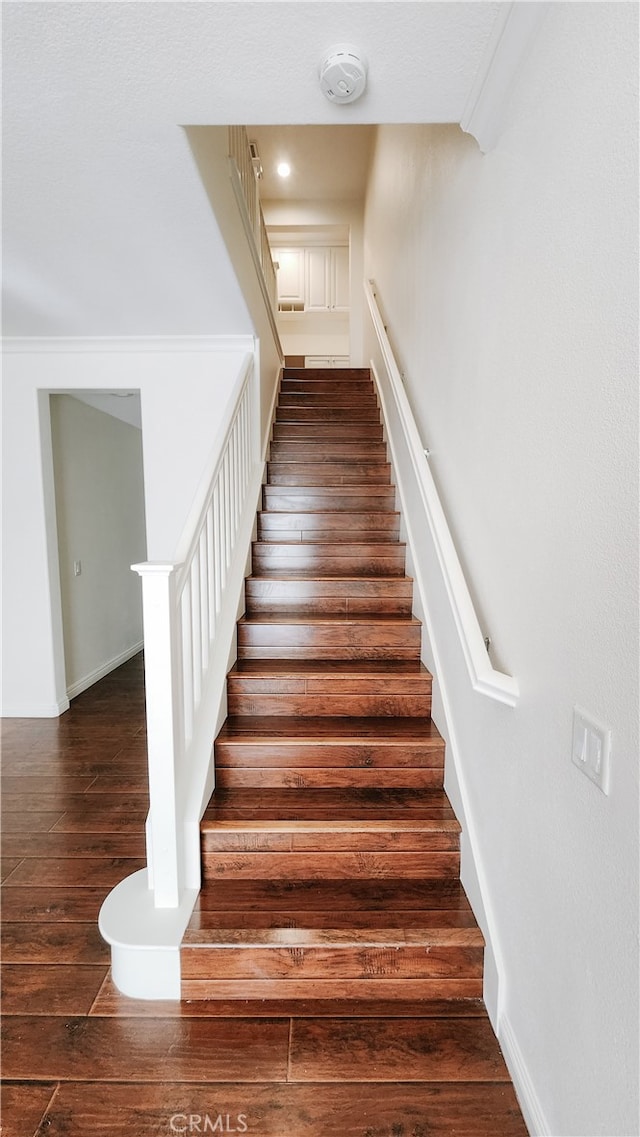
[
  {"xmin": 228, "ymin": 126, "xmax": 281, "ymax": 345},
  {"xmin": 132, "ymin": 352, "xmax": 259, "ymax": 907},
  {"xmin": 365, "ymin": 279, "xmax": 519, "ymax": 707}
]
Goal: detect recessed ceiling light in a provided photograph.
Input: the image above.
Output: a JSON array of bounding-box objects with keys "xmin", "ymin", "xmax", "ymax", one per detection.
[{"xmin": 277, "ymin": 162, "xmax": 291, "ymax": 178}]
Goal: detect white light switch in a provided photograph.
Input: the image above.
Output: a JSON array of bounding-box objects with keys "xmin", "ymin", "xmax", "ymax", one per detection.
[
  {"xmin": 74, "ymin": 560, "xmax": 82, "ymax": 577},
  {"xmin": 572, "ymin": 707, "xmax": 611, "ymax": 794}
]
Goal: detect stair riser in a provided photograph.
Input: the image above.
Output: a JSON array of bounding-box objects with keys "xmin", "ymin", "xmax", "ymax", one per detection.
[
  {"xmin": 202, "ymin": 851, "xmax": 459, "ymax": 880},
  {"xmin": 181, "ymin": 976, "xmax": 483, "ymax": 999},
  {"xmin": 272, "ymin": 423, "xmax": 383, "ymax": 441},
  {"xmin": 201, "ymin": 832, "xmax": 458, "ymax": 853},
  {"xmin": 246, "ymin": 597, "xmax": 413, "ymax": 617},
  {"xmin": 245, "ymin": 578, "xmax": 413, "ymax": 616},
  {"xmin": 258, "ymin": 512, "xmax": 400, "ymax": 535},
  {"xmin": 215, "ymin": 742, "xmax": 444, "ymax": 768},
  {"xmin": 278, "ymin": 395, "xmax": 379, "ymax": 409},
  {"xmin": 227, "ymin": 694, "xmax": 431, "ymax": 717},
  {"xmin": 251, "ymin": 548, "xmax": 405, "ymax": 576},
  {"xmin": 238, "ymin": 624, "xmax": 421, "ymax": 651},
  {"xmin": 267, "ymin": 464, "xmax": 391, "ymax": 486},
  {"xmin": 281, "ymin": 376, "xmax": 374, "ymax": 390},
  {"xmin": 227, "ymin": 675, "xmax": 431, "ymax": 696},
  {"xmin": 262, "ymin": 487, "xmax": 394, "ymax": 509},
  {"xmin": 276, "ymin": 407, "xmax": 380, "ymax": 423},
  {"xmin": 181, "ymin": 945, "xmax": 483, "ymax": 981},
  {"xmin": 270, "ymin": 441, "xmax": 387, "ymax": 459},
  {"xmin": 283, "ymin": 367, "xmax": 372, "ymax": 377},
  {"xmin": 215, "ymin": 769, "xmax": 443, "ymax": 789}
]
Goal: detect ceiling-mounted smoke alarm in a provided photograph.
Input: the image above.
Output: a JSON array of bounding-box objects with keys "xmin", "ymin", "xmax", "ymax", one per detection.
[{"xmin": 319, "ymin": 44, "xmax": 367, "ymax": 104}]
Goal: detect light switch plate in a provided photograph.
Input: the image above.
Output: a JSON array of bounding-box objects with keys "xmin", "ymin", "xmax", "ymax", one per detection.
[{"xmin": 572, "ymin": 707, "xmax": 611, "ymax": 794}]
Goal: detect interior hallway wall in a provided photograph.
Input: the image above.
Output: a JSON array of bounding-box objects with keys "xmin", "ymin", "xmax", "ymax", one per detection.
[
  {"xmin": 363, "ymin": 5, "xmax": 638, "ymax": 1136},
  {"xmin": 50, "ymin": 395, "xmax": 146, "ymax": 697}
]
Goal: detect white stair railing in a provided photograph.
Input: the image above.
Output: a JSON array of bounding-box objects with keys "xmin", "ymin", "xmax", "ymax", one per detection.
[{"xmin": 132, "ymin": 352, "xmax": 260, "ymax": 907}]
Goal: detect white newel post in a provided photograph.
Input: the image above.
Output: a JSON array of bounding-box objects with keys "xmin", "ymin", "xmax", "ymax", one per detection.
[{"xmin": 132, "ymin": 561, "xmax": 184, "ymax": 908}]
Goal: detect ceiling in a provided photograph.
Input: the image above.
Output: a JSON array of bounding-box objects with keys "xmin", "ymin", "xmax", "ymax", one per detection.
[
  {"xmin": 2, "ymin": 2, "xmax": 503, "ymax": 338},
  {"xmin": 247, "ymin": 126, "xmax": 375, "ymax": 203}
]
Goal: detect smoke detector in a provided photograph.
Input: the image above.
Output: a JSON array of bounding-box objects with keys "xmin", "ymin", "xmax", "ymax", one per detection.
[{"xmin": 319, "ymin": 44, "xmax": 367, "ymax": 104}]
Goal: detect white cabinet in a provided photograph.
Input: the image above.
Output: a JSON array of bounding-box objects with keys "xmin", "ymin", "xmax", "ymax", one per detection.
[
  {"xmin": 273, "ymin": 246, "xmax": 349, "ymax": 312},
  {"xmin": 305, "ymin": 248, "xmax": 331, "ymax": 311},
  {"xmin": 331, "ymin": 246, "xmax": 350, "ymax": 312},
  {"xmin": 272, "ymin": 248, "xmax": 305, "ymax": 307},
  {"xmin": 305, "ymin": 247, "xmax": 349, "ymax": 312},
  {"xmin": 306, "ymin": 356, "xmax": 350, "ymax": 368}
]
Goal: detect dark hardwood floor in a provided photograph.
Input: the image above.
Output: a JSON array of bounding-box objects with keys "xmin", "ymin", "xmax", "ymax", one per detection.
[
  {"xmin": 1, "ymin": 368, "xmax": 528, "ymax": 1135},
  {"xmin": 1, "ymin": 667, "xmax": 526, "ymax": 1136}
]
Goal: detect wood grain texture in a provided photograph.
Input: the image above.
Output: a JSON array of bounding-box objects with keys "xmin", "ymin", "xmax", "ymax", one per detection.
[
  {"xmin": 1, "ymin": 1016, "xmax": 290, "ymax": 1082},
  {"xmin": 1, "ymin": 964, "xmax": 108, "ymax": 1015},
  {"xmin": 0, "ymin": 371, "xmax": 527, "ymax": 1134},
  {"xmin": 289, "ymin": 1018, "xmax": 511, "ymax": 1082},
  {"xmin": 0, "ymin": 1082, "xmax": 58, "ymax": 1137},
  {"xmin": 201, "ymin": 851, "xmax": 460, "ymax": 880},
  {"xmin": 91, "ymin": 973, "xmax": 486, "ymax": 1019},
  {"xmin": 3, "ymin": 857, "xmax": 146, "ymax": 887},
  {"xmin": 33, "ymin": 1081, "xmax": 528, "ymax": 1136},
  {"xmin": 181, "ymin": 978, "xmax": 484, "ymax": 1000},
  {"xmin": 0, "ymin": 886, "xmax": 113, "ymax": 922},
  {"xmin": 1, "ymin": 922, "xmax": 110, "ymax": 964}
]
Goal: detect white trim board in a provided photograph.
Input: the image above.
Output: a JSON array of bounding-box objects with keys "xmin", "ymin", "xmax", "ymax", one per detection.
[
  {"xmin": 2, "ymin": 335, "xmax": 256, "ymax": 355},
  {"xmin": 65, "ymin": 641, "xmax": 144, "ymax": 700},
  {"xmin": 499, "ymin": 1013, "xmax": 551, "ymax": 1136},
  {"xmin": 461, "ymin": 2, "xmax": 550, "ymax": 153}
]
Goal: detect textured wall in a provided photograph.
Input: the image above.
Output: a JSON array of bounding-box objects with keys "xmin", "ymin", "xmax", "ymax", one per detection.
[{"xmin": 363, "ymin": 5, "xmax": 638, "ymax": 1135}]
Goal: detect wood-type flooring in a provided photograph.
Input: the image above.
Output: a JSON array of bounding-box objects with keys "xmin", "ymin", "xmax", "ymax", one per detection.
[{"xmin": 1, "ymin": 367, "xmax": 528, "ymax": 1135}]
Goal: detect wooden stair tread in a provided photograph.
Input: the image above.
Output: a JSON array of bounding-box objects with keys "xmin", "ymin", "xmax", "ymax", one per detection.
[
  {"xmin": 247, "ymin": 570, "xmax": 411, "ymax": 581},
  {"xmin": 228, "ymin": 659, "xmax": 430, "ymax": 677},
  {"xmin": 216, "ymin": 715, "xmax": 442, "ymax": 739},
  {"xmin": 238, "ymin": 614, "xmax": 421, "ymax": 627},
  {"xmin": 182, "ymin": 926, "xmax": 484, "ymax": 947},
  {"xmin": 253, "ymin": 540, "xmax": 405, "ymax": 549},
  {"xmin": 203, "ymin": 787, "xmax": 456, "ymax": 822}
]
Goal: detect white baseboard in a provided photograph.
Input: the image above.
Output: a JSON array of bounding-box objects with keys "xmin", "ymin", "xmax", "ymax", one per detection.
[
  {"xmin": 66, "ymin": 641, "xmax": 143, "ymax": 700},
  {"xmin": 499, "ymin": 1013, "xmax": 551, "ymax": 1136},
  {"xmin": 1, "ymin": 696, "xmax": 70, "ymax": 718}
]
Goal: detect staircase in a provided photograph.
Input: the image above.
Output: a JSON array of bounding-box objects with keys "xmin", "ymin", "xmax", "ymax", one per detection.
[{"xmin": 181, "ymin": 366, "xmax": 484, "ymax": 1003}]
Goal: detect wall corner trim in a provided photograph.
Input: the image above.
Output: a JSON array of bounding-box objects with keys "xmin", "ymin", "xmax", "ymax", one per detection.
[
  {"xmin": 461, "ymin": 2, "xmax": 550, "ymax": 153},
  {"xmin": 499, "ymin": 1013, "xmax": 552, "ymax": 1137},
  {"xmin": 1, "ymin": 334, "xmax": 256, "ymax": 355}
]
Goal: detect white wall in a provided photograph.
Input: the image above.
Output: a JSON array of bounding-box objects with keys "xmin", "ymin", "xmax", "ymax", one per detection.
[
  {"xmin": 50, "ymin": 395, "xmax": 146, "ymax": 696},
  {"xmin": 1, "ymin": 341, "xmax": 254, "ymax": 716},
  {"xmin": 184, "ymin": 127, "xmax": 283, "ymax": 444},
  {"xmin": 363, "ymin": 6, "xmax": 638, "ymax": 1137}
]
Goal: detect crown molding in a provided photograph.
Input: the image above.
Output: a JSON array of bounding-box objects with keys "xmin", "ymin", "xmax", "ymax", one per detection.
[
  {"xmin": 461, "ymin": 2, "xmax": 550, "ymax": 153},
  {"xmin": 1, "ymin": 334, "xmax": 255, "ymax": 355}
]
